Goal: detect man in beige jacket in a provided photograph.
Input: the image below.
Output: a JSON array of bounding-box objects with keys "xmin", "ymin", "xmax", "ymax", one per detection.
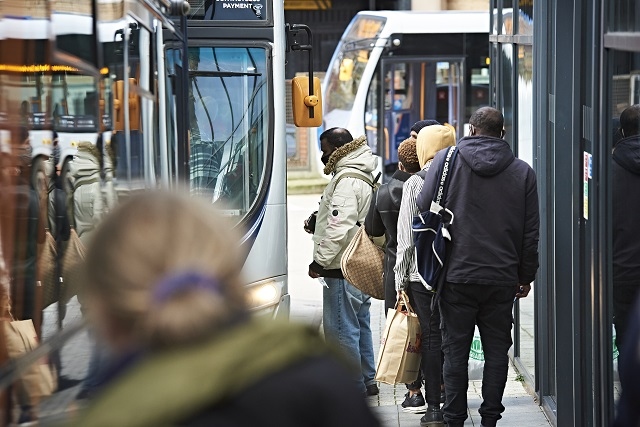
[{"xmin": 307, "ymin": 127, "xmax": 379, "ymax": 396}]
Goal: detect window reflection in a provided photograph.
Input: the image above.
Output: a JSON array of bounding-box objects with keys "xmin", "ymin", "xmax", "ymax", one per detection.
[
  {"xmin": 517, "ymin": 44, "xmax": 534, "ymax": 379},
  {"xmin": 502, "ymin": 0, "xmax": 514, "ymax": 35},
  {"xmin": 611, "ymin": 0, "xmax": 639, "ymax": 32},
  {"xmin": 324, "ymin": 16, "xmax": 385, "ymax": 129},
  {"xmin": 500, "ymin": 44, "xmax": 514, "ymax": 146},
  {"xmin": 186, "ymin": 47, "xmax": 268, "ymax": 219},
  {"xmin": 518, "ymin": 0, "xmax": 533, "ymax": 36},
  {"xmin": 610, "ymin": 49, "xmax": 640, "ymax": 403}
]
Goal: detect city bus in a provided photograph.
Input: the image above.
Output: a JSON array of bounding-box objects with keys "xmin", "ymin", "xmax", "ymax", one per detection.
[
  {"xmin": 318, "ymin": 10, "xmax": 490, "ymax": 179},
  {"xmin": 167, "ymin": 0, "xmax": 320, "ymax": 318}
]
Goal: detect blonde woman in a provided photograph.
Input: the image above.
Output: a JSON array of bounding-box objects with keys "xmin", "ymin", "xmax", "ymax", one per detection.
[{"xmin": 71, "ymin": 192, "xmax": 379, "ymax": 427}]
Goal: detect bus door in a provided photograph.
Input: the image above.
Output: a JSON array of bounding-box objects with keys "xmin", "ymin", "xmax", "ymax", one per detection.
[{"xmin": 373, "ymin": 58, "xmax": 463, "ymax": 176}]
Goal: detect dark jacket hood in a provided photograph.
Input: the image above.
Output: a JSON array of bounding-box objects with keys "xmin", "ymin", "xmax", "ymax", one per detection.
[
  {"xmin": 613, "ymin": 136, "xmax": 640, "ymax": 175},
  {"xmin": 457, "ymin": 135, "xmax": 515, "ymax": 177}
]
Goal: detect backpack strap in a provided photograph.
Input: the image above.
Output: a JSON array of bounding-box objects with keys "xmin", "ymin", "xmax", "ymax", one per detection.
[
  {"xmin": 432, "ymin": 146, "xmax": 458, "ymax": 206},
  {"xmin": 332, "ymin": 170, "xmax": 379, "ymax": 228}
]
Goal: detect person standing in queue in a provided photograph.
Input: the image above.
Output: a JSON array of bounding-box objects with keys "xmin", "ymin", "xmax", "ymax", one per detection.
[
  {"xmin": 365, "ymin": 136, "xmax": 421, "ymax": 313},
  {"xmin": 417, "ymin": 107, "xmax": 539, "ymax": 427},
  {"xmin": 307, "ymin": 127, "xmax": 379, "ymax": 397},
  {"xmin": 394, "ymin": 124, "xmax": 456, "ymax": 425}
]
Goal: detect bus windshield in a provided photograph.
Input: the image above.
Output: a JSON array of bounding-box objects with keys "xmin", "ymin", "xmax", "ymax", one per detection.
[
  {"xmin": 178, "ymin": 46, "xmax": 269, "ymax": 220},
  {"xmin": 324, "ymin": 16, "xmax": 385, "ymax": 125},
  {"xmin": 52, "ymin": 72, "xmax": 100, "ymax": 131}
]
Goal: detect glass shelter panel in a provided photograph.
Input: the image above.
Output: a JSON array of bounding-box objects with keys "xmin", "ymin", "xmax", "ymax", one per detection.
[
  {"xmin": 517, "ymin": 44, "xmax": 535, "ymax": 378},
  {"xmin": 518, "ymin": 0, "xmax": 533, "ymax": 35},
  {"xmin": 611, "ymin": 0, "xmax": 640, "ymax": 32},
  {"xmin": 608, "ymin": 49, "xmax": 640, "ymax": 405},
  {"xmin": 502, "ymin": 0, "xmax": 514, "ymax": 35},
  {"xmin": 500, "ymin": 44, "xmax": 514, "ymax": 146}
]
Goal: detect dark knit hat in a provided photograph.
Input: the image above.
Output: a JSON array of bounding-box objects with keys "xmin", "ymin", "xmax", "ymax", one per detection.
[{"xmin": 410, "ymin": 119, "xmax": 441, "ymax": 135}]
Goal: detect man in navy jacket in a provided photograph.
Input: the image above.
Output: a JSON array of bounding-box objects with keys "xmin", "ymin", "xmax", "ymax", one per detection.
[{"xmin": 416, "ymin": 107, "xmax": 539, "ymax": 427}]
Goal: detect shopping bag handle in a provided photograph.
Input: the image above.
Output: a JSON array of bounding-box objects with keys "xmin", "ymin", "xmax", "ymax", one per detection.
[{"xmin": 395, "ymin": 291, "xmax": 417, "ymax": 315}]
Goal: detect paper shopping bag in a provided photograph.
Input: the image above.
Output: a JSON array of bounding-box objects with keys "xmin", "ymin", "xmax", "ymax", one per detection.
[
  {"xmin": 374, "ymin": 292, "xmax": 422, "ymax": 384},
  {"xmin": 4, "ymin": 319, "xmax": 56, "ymax": 405}
]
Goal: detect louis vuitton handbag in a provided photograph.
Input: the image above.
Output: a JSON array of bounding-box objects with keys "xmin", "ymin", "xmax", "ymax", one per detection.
[{"xmin": 340, "ymin": 225, "xmax": 385, "ymax": 300}]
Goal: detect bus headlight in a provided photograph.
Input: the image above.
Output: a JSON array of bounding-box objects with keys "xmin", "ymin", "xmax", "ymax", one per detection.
[
  {"xmin": 249, "ymin": 282, "xmax": 278, "ymax": 307},
  {"xmin": 246, "ymin": 278, "xmax": 286, "ymax": 312}
]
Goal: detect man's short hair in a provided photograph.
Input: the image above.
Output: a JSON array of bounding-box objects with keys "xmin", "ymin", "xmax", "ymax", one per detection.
[
  {"xmin": 620, "ymin": 104, "xmax": 640, "ymax": 137},
  {"xmin": 469, "ymin": 107, "xmax": 504, "ymax": 138},
  {"xmin": 319, "ymin": 127, "xmax": 353, "ymax": 148},
  {"xmin": 397, "ymin": 137, "xmax": 420, "ymax": 173}
]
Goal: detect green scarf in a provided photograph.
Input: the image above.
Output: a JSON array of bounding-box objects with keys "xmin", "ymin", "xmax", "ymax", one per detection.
[{"xmin": 70, "ymin": 320, "xmax": 333, "ymax": 427}]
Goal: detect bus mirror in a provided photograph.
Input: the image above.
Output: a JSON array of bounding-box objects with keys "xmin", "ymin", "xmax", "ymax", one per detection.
[
  {"xmin": 292, "ymin": 76, "xmax": 322, "ymax": 127},
  {"xmin": 339, "ymin": 58, "xmax": 354, "ymax": 81}
]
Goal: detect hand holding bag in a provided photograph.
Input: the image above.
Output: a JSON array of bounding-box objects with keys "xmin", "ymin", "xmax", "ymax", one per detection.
[
  {"xmin": 3, "ymin": 316, "xmax": 56, "ymax": 406},
  {"xmin": 340, "ymin": 225, "xmax": 385, "ymax": 300},
  {"xmin": 374, "ymin": 292, "xmax": 422, "ymax": 384}
]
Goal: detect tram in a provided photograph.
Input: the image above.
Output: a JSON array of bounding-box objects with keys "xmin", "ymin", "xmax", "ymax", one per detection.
[{"xmin": 318, "ymin": 10, "xmax": 490, "ymax": 179}]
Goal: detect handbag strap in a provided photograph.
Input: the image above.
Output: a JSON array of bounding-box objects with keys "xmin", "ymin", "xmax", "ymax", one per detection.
[{"xmin": 432, "ymin": 146, "xmax": 458, "ymax": 206}]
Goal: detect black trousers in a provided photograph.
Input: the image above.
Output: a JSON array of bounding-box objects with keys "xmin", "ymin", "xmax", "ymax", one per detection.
[
  {"xmin": 438, "ymin": 283, "xmax": 516, "ymax": 427},
  {"xmin": 613, "ymin": 283, "xmax": 640, "ymax": 350},
  {"xmin": 405, "ymin": 282, "xmax": 442, "ymax": 405}
]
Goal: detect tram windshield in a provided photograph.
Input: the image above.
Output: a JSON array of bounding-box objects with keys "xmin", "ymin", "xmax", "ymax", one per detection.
[
  {"xmin": 324, "ymin": 16, "xmax": 385, "ymax": 125},
  {"xmin": 170, "ymin": 46, "xmax": 269, "ymax": 220}
]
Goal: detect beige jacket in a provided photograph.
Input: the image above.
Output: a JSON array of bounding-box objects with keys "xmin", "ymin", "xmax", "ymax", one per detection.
[{"xmin": 312, "ymin": 136, "xmax": 378, "ymax": 271}]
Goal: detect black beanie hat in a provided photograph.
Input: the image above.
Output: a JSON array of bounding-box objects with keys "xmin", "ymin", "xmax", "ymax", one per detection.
[{"xmin": 411, "ymin": 119, "xmax": 441, "ymax": 135}]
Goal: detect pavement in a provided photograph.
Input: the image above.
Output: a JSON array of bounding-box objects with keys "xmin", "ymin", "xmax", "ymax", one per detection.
[
  {"xmin": 364, "ymin": 296, "xmax": 552, "ymax": 427},
  {"xmin": 287, "ymin": 193, "xmax": 553, "ymax": 427},
  {"xmin": 25, "ymin": 191, "xmax": 552, "ymax": 426}
]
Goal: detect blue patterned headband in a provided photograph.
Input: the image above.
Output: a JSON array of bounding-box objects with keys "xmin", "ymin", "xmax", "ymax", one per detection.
[{"xmin": 152, "ymin": 272, "xmax": 221, "ymax": 303}]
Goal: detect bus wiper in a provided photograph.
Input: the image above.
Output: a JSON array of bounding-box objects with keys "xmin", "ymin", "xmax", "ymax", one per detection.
[
  {"xmin": 189, "ymin": 70, "xmax": 261, "ymax": 77},
  {"xmin": 342, "ymin": 37, "xmax": 380, "ymax": 52}
]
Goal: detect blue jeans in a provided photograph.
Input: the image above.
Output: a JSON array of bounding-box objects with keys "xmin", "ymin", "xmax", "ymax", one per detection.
[{"xmin": 323, "ymin": 278, "xmax": 376, "ymax": 392}]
